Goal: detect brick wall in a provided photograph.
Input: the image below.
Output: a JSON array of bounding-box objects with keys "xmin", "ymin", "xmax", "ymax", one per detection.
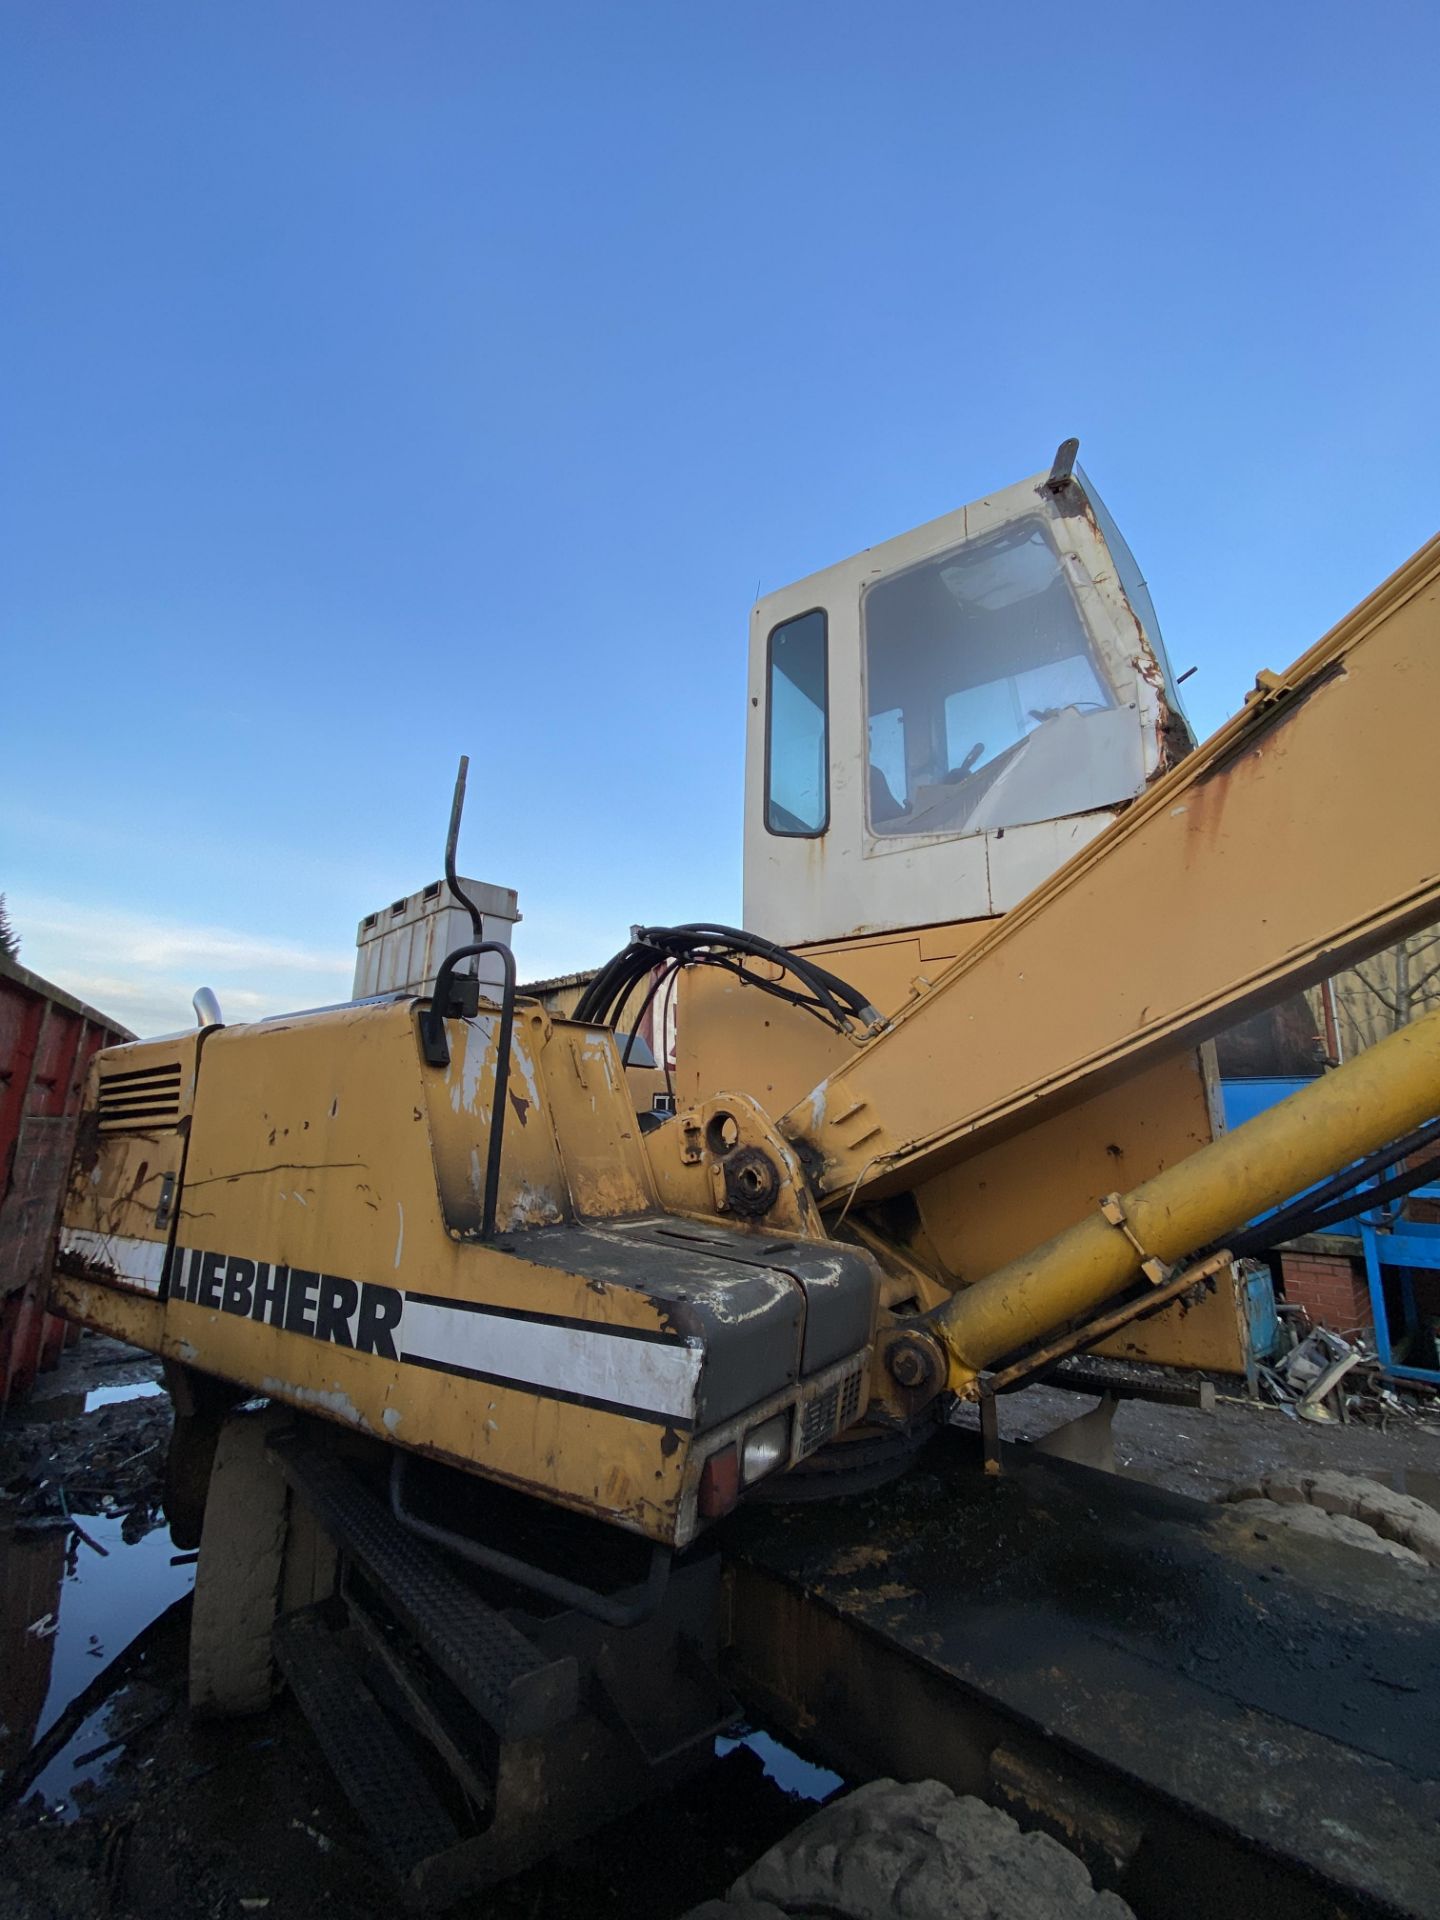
[{"xmin": 1278, "ymin": 1250, "xmax": 1372, "ymax": 1335}]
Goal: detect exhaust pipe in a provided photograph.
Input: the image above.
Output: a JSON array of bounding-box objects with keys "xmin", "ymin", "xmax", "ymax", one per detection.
[{"xmin": 193, "ymin": 988, "xmax": 223, "ymax": 1030}]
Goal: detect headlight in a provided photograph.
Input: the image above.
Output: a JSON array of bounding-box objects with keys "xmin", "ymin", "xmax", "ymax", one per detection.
[{"xmin": 741, "ymin": 1413, "xmax": 790, "ymax": 1485}]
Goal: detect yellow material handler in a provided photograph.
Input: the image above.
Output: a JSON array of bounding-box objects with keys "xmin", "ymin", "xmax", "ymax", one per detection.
[{"xmin": 52, "ymin": 445, "xmax": 1440, "ymax": 1914}]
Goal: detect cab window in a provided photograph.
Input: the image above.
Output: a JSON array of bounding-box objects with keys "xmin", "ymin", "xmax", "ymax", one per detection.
[{"xmin": 766, "ymin": 609, "xmax": 828, "ymax": 836}]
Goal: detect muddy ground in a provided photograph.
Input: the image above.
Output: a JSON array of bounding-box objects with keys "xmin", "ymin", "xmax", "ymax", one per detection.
[{"xmin": 2, "ymin": 1333, "xmax": 1438, "ymax": 1920}]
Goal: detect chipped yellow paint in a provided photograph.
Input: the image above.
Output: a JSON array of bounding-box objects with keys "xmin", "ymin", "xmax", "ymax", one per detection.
[
  {"xmin": 58, "ymin": 1032, "xmax": 200, "ymax": 1270},
  {"xmin": 50, "ymin": 1270, "xmax": 166, "ymax": 1350},
  {"xmin": 64, "ymin": 1002, "xmax": 697, "ymax": 1543},
  {"xmin": 675, "ymin": 918, "xmax": 1247, "ymax": 1372},
  {"xmin": 644, "ymin": 1091, "xmax": 827, "ymax": 1240}
]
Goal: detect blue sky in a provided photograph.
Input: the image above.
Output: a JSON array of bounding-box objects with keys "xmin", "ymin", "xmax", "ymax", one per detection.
[{"xmin": 4, "ymin": 2, "xmax": 1437, "ymax": 1036}]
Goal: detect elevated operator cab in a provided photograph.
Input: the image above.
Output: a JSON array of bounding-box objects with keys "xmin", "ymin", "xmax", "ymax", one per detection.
[{"xmin": 745, "ymin": 444, "xmax": 1195, "ymax": 945}]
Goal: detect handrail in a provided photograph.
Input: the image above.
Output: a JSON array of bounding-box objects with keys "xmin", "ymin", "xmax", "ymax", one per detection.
[
  {"xmin": 419, "ymin": 941, "xmax": 518, "ymax": 1239},
  {"xmin": 390, "ymin": 1454, "xmax": 671, "ymax": 1628}
]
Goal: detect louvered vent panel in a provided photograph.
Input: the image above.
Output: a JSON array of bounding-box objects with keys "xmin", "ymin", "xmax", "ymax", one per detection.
[
  {"xmin": 97, "ymin": 1062, "xmax": 183, "ymax": 1130},
  {"xmin": 797, "ymin": 1360, "xmax": 867, "ymax": 1459}
]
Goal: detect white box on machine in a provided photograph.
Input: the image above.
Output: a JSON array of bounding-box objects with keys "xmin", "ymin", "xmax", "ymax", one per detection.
[{"xmin": 353, "ymin": 877, "xmax": 519, "ymax": 999}]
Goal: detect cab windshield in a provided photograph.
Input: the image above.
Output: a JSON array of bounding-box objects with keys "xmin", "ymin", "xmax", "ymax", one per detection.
[{"xmin": 863, "ymin": 519, "xmax": 1142, "ymax": 837}]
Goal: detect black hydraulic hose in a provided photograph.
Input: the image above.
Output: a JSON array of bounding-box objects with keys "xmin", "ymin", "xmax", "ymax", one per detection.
[
  {"xmin": 571, "ymin": 947, "xmax": 633, "ymax": 1024},
  {"xmin": 688, "ymin": 926, "xmax": 872, "ymax": 1016},
  {"xmin": 620, "ymin": 961, "xmax": 680, "ymax": 1068},
  {"xmin": 389, "ymin": 1454, "xmax": 671, "ymax": 1628},
  {"xmin": 574, "ymin": 941, "xmax": 661, "ymax": 1026},
  {"xmin": 702, "ymin": 953, "xmax": 855, "ymax": 1023},
  {"xmin": 1224, "ymin": 1112, "xmax": 1440, "ymax": 1258},
  {"xmin": 1230, "ymin": 1145, "xmax": 1440, "ymax": 1257},
  {"xmin": 602, "ymin": 953, "xmax": 666, "ymax": 1034},
  {"xmin": 648, "ymin": 923, "xmax": 876, "ymax": 1022},
  {"xmin": 602, "ymin": 945, "xmax": 822, "ymax": 1034},
  {"xmin": 421, "ymin": 941, "xmax": 517, "ymax": 1238},
  {"xmin": 575, "ymin": 926, "xmax": 880, "ymax": 1053},
  {"xmin": 1304, "ymin": 1152, "xmax": 1440, "ymax": 1233},
  {"xmin": 600, "ymin": 943, "xmax": 832, "ymax": 1034}
]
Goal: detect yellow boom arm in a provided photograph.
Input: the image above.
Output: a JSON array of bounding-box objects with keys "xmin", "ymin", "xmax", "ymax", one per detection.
[{"xmin": 781, "ymin": 532, "xmax": 1440, "ymax": 1211}]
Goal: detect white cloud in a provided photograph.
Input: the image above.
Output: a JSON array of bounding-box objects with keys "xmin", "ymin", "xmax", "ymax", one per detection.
[
  {"xmin": 6, "ymin": 894, "xmax": 354, "ymax": 1040},
  {"xmin": 13, "ymin": 897, "xmax": 352, "ymax": 975},
  {"xmin": 4, "ymin": 891, "xmax": 639, "ymax": 1039}
]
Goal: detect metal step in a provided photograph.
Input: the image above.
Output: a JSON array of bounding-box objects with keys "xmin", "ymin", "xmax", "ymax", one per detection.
[
  {"xmin": 273, "ymin": 1607, "xmax": 458, "ymax": 1885},
  {"xmin": 342, "ymin": 1576, "xmax": 495, "ymax": 1815},
  {"xmin": 267, "ymin": 1430, "xmax": 578, "ymax": 1740}
]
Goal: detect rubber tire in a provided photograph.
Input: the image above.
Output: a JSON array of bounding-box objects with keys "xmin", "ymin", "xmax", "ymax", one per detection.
[
  {"xmin": 1217, "ymin": 1470, "xmax": 1439, "ymax": 1568},
  {"xmin": 189, "ymin": 1404, "xmax": 291, "ymax": 1718},
  {"xmin": 165, "ymin": 1412, "xmax": 223, "ymax": 1552},
  {"xmin": 162, "ymin": 1362, "xmax": 247, "ymax": 1549},
  {"xmin": 682, "ymin": 1779, "xmax": 1133, "ymax": 1919}
]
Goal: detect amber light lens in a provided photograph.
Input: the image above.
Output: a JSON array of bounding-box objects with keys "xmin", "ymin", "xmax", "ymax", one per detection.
[{"xmin": 698, "ymin": 1443, "xmax": 740, "ymax": 1518}]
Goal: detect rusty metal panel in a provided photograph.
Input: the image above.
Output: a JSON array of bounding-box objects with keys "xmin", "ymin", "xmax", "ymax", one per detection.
[
  {"xmin": 57, "ymin": 1031, "xmax": 202, "ymax": 1304},
  {"xmin": 0, "ymin": 955, "xmax": 131, "ymax": 1404}
]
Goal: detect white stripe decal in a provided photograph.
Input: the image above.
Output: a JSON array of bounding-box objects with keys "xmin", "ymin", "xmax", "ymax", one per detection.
[
  {"xmin": 400, "ymin": 1299, "xmax": 703, "ymax": 1422},
  {"xmin": 59, "ymin": 1229, "xmax": 169, "ymax": 1296}
]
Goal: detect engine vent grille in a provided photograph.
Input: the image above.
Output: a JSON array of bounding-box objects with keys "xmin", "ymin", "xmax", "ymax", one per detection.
[
  {"xmin": 97, "ymin": 1062, "xmax": 183, "ymax": 1131},
  {"xmin": 798, "ymin": 1361, "xmax": 866, "ymax": 1457},
  {"xmin": 837, "ymin": 1364, "xmax": 864, "ymax": 1430},
  {"xmin": 800, "ymin": 1388, "xmax": 838, "ymax": 1454}
]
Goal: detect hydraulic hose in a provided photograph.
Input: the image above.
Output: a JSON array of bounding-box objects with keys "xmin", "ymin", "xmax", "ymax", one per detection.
[{"xmin": 574, "ymin": 923, "xmax": 880, "ymax": 1038}]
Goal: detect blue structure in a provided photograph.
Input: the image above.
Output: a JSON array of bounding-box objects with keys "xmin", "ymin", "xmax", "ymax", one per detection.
[
  {"xmin": 1219, "ymin": 1078, "xmax": 1317, "ymax": 1132},
  {"xmin": 1220, "ymin": 1074, "xmax": 1440, "ymax": 1386},
  {"xmin": 1222, "ymin": 1069, "xmax": 1440, "ymax": 1387},
  {"xmin": 1220, "ymin": 1076, "xmax": 1366, "ymax": 1238},
  {"xmin": 1360, "ymin": 1183, "xmax": 1440, "ymax": 1388}
]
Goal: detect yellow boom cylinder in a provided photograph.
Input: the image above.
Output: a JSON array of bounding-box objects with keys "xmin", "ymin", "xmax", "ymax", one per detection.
[{"xmin": 931, "ymin": 1002, "xmax": 1440, "ymax": 1392}]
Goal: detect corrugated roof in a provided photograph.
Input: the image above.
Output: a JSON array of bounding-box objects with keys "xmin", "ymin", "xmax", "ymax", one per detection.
[{"xmin": 518, "ymin": 968, "xmax": 596, "ymax": 995}]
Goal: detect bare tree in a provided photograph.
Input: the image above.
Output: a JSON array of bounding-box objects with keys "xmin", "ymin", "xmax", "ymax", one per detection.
[
  {"xmin": 1335, "ymin": 925, "xmax": 1440, "ymax": 1054},
  {"xmin": 0, "ymin": 894, "xmax": 18, "ymax": 962}
]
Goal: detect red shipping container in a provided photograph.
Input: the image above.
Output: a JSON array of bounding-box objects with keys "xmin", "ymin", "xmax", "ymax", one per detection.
[{"xmin": 0, "ymin": 954, "xmax": 132, "ymax": 1406}]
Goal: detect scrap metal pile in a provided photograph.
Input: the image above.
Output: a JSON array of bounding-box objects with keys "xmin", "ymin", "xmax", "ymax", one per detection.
[{"xmin": 1254, "ymin": 1311, "xmax": 1440, "ymax": 1427}]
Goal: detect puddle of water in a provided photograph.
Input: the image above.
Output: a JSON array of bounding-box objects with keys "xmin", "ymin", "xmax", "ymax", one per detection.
[
  {"xmin": 715, "ymin": 1729, "xmax": 844, "ymax": 1801},
  {"xmin": 0, "ymin": 1509, "xmax": 194, "ymax": 1806},
  {"xmin": 28, "ymin": 1681, "xmax": 159, "ymax": 1813},
  {"xmin": 8, "ymin": 1373, "xmax": 166, "ymax": 1425},
  {"xmin": 83, "ymin": 1379, "xmax": 167, "ymax": 1414}
]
